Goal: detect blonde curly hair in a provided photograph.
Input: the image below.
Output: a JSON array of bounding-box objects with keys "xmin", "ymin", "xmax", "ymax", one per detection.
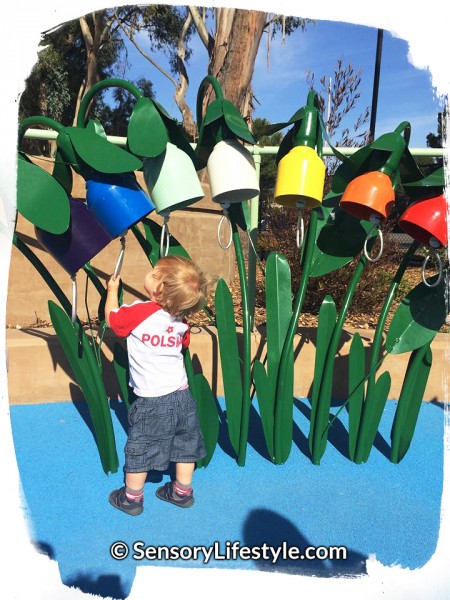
[{"xmin": 145, "ymin": 255, "xmax": 208, "ymax": 320}]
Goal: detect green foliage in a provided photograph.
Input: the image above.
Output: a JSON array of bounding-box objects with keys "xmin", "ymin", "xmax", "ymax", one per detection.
[
  {"xmin": 48, "ymin": 300, "xmax": 119, "ymax": 474},
  {"xmin": 385, "ymin": 276, "xmax": 446, "ymax": 354},
  {"xmin": 253, "ymin": 253, "xmax": 293, "ymax": 463},
  {"xmin": 390, "ymin": 342, "xmax": 433, "ymax": 463},
  {"xmin": 214, "ymin": 278, "xmax": 243, "ymax": 457}
]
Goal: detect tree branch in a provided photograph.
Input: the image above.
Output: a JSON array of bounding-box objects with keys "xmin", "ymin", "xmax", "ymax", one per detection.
[
  {"xmin": 188, "ymin": 5, "xmax": 211, "ymax": 50},
  {"xmin": 113, "ymin": 10, "xmax": 179, "ymax": 91}
]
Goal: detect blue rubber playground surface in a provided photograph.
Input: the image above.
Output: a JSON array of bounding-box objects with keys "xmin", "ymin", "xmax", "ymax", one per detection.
[{"xmin": 10, "ymin": 396, "xmax": 447, "ymax": 599}]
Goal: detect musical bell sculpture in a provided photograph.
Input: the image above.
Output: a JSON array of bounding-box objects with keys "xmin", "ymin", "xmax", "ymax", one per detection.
[
  {"xmin": 86, "ymin": 173, "xmax": 155, "ymax": 239},
  {"xmin": 35, "ymin": 198, "xmax": 113, "ymax": 276},
  {"xmin": 275, "ymin": 145, "xmax": 325, "ymax": 210},
  {"xmin": 207, "ymin": 139, "xmax": 259, "ymax": 205},
  {"xmin": 274, "ymin": 90, "xmax": 325, "ymax": 212},
  {"xmin": 399, "ymin": 193, "xmax": 447, "ymax": 288},
  {"xmin": 398, "ymin": 194, "xmax": 448, "ymax": 249},
  {"xmin": 339, "ymin": 122, "xmax": 412, "ymax": 262},
  {"xmin": 340, "ymin": 170, "xmax": 395, "ymax": 224},
  {"xmin": 35, "ymin": 198, "xmax": 114, "ymax": 322},
  {"xmin": 143, "ymin": 142, "xmax": 204, "ymax": 214},
  {"xmin": 340, "ymin": 122, "xmax": 411, "ymax": 225},
  {"xmin": 195, "ymin": 75, "xmax": 259, "ymax": 207}
]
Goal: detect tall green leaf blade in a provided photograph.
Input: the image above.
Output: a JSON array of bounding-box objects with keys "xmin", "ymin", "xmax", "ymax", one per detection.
[
  {"xmin": 266, "ymin": 253, "xmax": 292, "ymax": 400},
  {"xmin": 16, "ymin": 157, "xmax": 70, "ymax": 234},
  {"xmin": 194, "ymin": 373, "xmax": 219, "ymax": 468},
  {"xmin": 348, "ymin": 333, "xmax": 366, "ymax": 462},
  {"xmin": 354, "ymin": 371, "xmax": 391, "ymax": 464},
  {"xmin": 385, "ymin": 277, "xmax": 446, "ymax": 355},
  {"xmin": 48, "ymin": 301, "xmax": 118, "ymax": 474},
  {"xmin": 309, "ymin": 295, "xmax": 336, "ymax": 456},
  {"xmin": 214, "ymin": 278, "xmax": 242, "ymax": 456},
  {"xmin": 390, "ymin": 343, "xmax": 432, "ymax": 463},
  {"xmin": 253, "ymin": 359, "xmax": 274, "ymax": 460},
  {"xmin": 273, "ymin": 348, "xmax": 294, "ymax": 464}
]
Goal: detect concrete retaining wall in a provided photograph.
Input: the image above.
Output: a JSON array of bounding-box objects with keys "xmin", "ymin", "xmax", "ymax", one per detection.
[{"xmin": 6, "ymin": 326, "xmax": 448, "ymax": 404}]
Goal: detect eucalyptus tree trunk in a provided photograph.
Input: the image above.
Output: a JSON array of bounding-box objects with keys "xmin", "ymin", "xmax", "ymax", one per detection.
[{"xmin": 192, "ymin": 8, "xmax": 268, "ymax": 129}]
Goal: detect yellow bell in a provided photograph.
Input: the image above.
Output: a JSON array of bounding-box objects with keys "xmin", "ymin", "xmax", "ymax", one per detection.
[{"xmin": 274, "ymin": 146, "xmax": 325, "ymax": 209}]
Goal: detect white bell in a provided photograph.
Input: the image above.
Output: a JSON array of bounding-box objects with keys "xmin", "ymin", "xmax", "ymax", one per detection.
[{"xmin": 207, "ymin": 140, "xmax": 260, "ymax": 204}]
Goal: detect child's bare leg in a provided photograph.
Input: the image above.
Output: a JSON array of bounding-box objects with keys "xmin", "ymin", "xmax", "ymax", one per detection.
[
  {"xmin": 126, "ymin": 472, "xmax": 147, "ymax": 490},
  {"xmin": 175, "ymin": 462, "xmax": 195, "ymax": 486}
]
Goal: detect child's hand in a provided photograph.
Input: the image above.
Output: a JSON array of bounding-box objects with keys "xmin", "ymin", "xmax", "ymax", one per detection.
[{"xmin": 107, "ymin": 274, "xmax": 121, "ymax": 292}]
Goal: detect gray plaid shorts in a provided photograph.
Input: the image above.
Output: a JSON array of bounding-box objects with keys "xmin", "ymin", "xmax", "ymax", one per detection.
[{"xmin": 124, "ymin": 388, "xmax": 206, "ymax": 473}]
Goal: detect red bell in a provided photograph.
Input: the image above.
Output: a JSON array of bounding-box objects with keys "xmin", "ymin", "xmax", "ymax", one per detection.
[{"xmin": 399, "ymin": 194, "xmax": 448, "ymax": 248}]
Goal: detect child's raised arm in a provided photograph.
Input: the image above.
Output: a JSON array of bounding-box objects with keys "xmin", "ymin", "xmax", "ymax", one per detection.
[{"xmin": 105, "ymin": 275, "xmax": 121, "ymax": 327}]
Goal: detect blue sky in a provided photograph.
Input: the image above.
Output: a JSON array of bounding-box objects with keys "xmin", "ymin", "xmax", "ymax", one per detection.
[{"xmin": 120, "ymin": 16, "xmax": 444, "ymax": 148}]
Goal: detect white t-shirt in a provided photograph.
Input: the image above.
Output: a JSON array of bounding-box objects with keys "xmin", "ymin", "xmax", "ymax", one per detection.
[{"xmin": 109, "ymin": 300, "xmax": 190, "ymax": 397}]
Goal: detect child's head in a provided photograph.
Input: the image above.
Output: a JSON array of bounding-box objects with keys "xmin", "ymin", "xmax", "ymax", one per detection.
[{"xmin": 144, "ymin": 255, "xmax": 207, "ymax": 319}]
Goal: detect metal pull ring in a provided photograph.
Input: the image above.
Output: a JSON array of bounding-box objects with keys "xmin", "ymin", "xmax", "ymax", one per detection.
[
  {"xmin": 160, "ymin": 212, "xmax": 171, "ymax": 257},
  {"xmin": 422, "ymin": 250, "xmax": 443, "ymax": 288},
  {"xmin": 364, "ymin": 226, "xmax": 384, "ymax": 263},
  {"xmin": 113, "ymin": 235, "xmax": 126, "ymax": 279},
  {"xmin": 71, "ymin": 275, "xmax": 77, "ymax": 324},
  {"xmin": 217, "ymin": 202, "xmax": 232, "ymax": 250},
  {"xmin": 296, "ymin": 209, "xmax": 305, "ymax": 250}
]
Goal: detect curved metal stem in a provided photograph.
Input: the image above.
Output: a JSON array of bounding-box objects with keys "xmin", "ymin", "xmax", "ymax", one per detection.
[
  {"xmin": 18, "ymin": 116, "xmax": 65, "ymax": 150},
  {"xmin": 195, "ymin": 75, "xmax": 224, "ymax": 130},
  {"xmin": 77, "ymin": 78, "xmax": 143, "ymax": 127}
]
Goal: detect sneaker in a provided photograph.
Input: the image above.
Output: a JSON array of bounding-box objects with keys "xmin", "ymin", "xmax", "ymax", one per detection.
[
  {"xmin": 109, "ymin": 486, "xmax": 143, "ymax": 516},
  {"xmin": 155, "ymin": 481, "xmax": 194, "ymax": 508}
]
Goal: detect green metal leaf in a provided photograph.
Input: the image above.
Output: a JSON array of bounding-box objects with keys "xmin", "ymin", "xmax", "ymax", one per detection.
[
  {"xmin": 65, "ymin": 126, "xmax": 143, "ymax": 174},
  {"xmin": 52, "ymin": 149, "xmax": 73, "ymax": 195},
  {"xmin": 86, "ymin": 119, "xmax": 108, "ymax": 139},
  {"xmin": 227, "ymin": 202, "xmax": 250, "ymax": 232},
  {"xmin": 214, "ymin": 278, "xmax": 242, "ymax": 456},
  {"xmin": 16, "ymin": 157, "xmax": 70, "ymax": 234},
  {"xmin": 266, "ymin": 253, "xmax": 292, "ymax": 402},
  {"xmin": 348, "ymin": 333, "xmax": 366, "ymax": 462},
  {"xmin": 48, "ymin": 300, "xmax": 118, "ymax": 474},
  {"xmin": 385, "ymin": 276, "xmax": 446, "ymax": 355},
  {"xmin": 131, "ymin": 218, "xmax": 191, "ymax": 267},
  {"xmin": 390, "ymin": 343, "xmax": 433, "ymax": 463},
  {"xmin": 402, "ymin": 165, "xmax": 445, "ymax": 201},
  {"xmin": 127, "ymin": 97, "xmax": 169, "ymax": 158},
  {"xmin": 222, "ymin": 99, "xmax": 256, "ymax": 144},
  {"xmin": 56, "ymin": 130, "xmax": 81, "ymax": 172},
  {"xmin": 309, "ymin": 201, "xmax": 372, "ymax": 277},
  {"xmin": 330, "ymin": 137, "xmax": 396, "ymax": 194},
  {"xmin": 113, "ymin": 342, "xmax": 136, "ymax": 411},
  {"xmin": 183, "ymin": 347, "xmax": 218, "ymax": 468},
  {"xmin": 253, "ymin": 359, "xmax": 274, "ymax": 460},
  {"xmin": 269, "ymin": 253, "xmax": 294, "ymax": 464},
  {"xmin": 309, "ymin": 295, "xmax": 337, "ymax": 458},
  {"xmin": 203, "ymin": 98, "xmax": 226, "ymax": 127},
  {"xmin": 155, "ymin": 109, "xmax": 197, "ymax": 162},
  {"xmin": 354, "ymin": 371, "xmax": 391, "ymax": 464},
  {"xmin": 193, "ymin": 373, "xmax": 219, "ymax": 468},
  {"xmin": 273, "ymin": 348, "xmax": 294, "ymax": 464},
  {"xmin": 275, "ymin": 127, "xmax": 295, "ymax": 163}
]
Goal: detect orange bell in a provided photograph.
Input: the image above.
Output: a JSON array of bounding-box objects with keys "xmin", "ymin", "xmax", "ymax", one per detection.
[
  {"xmin": 399, "ymin": 194, "xmax": 448, "ymax": 248},
  {"xmin": 340, "ymin": 171, "xmax": 395, "ymax": 223}
]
